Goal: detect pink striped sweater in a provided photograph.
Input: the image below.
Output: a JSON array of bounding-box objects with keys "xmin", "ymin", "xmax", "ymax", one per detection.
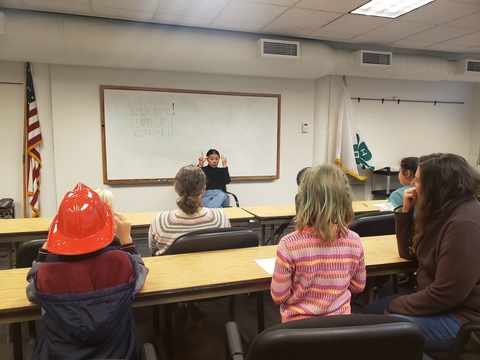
[{"xmin": 270, "ymin": 227, "xmax": 366, "ymax": 322}]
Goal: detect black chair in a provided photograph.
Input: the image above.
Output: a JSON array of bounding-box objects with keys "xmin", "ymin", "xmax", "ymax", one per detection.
[
  {"xmin": 350, "ymin": 211, "xmax": 395, "ymax": 236},
  {"xmin": 164, "ymin": 227, "xmax": 258, "ymax": 255},
  {"xmin": 160, "ymin": 227, "xmax": 259, "ymax": 360},
  {"xmin": 225, "ymin": 314, "xmax": 424, "ymax": 360},
  {"xmin": 14, "ymin": 239, "xmax": 47, "ymax": 360},
  {"xmin": 426, "ymin": 321, "xmax": 480, "ymax": 360},
  {"xmin": 349, "ymin": 211, "xmax": 400, "ymax": 303},
  {"xmin": 225, "ymin": 191, "xmax": 240, "ymax": 207}
]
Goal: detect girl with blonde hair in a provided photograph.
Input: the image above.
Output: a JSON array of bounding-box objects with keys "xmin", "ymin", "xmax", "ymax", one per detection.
[{"xmin": 270, "ymin": 165, "xmax": 366, "ymax": 322}]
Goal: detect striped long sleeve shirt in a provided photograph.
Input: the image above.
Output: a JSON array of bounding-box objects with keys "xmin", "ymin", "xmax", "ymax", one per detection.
[
  {"xmin": 148, "ymin": 208, "xmax": 230, "ymax": 256},
  {"xmin": 270, "ymin": 227, "xmax": 366, "ymax": 322}
]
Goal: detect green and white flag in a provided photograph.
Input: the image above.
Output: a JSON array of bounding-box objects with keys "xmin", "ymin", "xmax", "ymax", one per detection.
[{"xmin": 335, "ymin": 77, "xmax": 376, "ymax": 180}]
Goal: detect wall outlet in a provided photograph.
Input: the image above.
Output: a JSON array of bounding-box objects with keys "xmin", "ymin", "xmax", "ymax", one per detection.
[{"xmin": 302, "ymin": 123, "xmax": 309, "ymax": 133}]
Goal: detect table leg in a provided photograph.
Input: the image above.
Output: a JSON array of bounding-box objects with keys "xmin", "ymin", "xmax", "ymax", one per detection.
[
  {"xmin": 261, "ymin": 225, "xmax": 266, "ymax": 246},
  {"xmin": 9, "ymin": 323, "xmax": 23, "ymax": 360},
  {"xmin": 163, "ymin": 304, "xmax": 175, "ymax": 360},
  {"xmin": 7, "ymin": 242, "xmax": 13, "ymax": 268},
  {"xmin": 256, "ymin": 292, "xmax": 264, "ymax": 333}
]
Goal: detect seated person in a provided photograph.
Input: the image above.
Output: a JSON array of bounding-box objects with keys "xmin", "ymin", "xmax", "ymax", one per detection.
[
  {"xmin": 364, "ymin": 153, "xmax": 480, "ymax": 353},
  {"xmin": 271, "ymin": 165, "xmax": 366, "ymax": 322},
  {"xmin": 380, "ymin": 157, "xmax": 418, "ymax": 211},
  {"xmin": 149, "ymin": 164, "xmax": 231, "ymax": 326},
  {"xmin": 271, "ymin": 166, "xmax": 310, "ymax": 244},
  {"xmin": 26, "ymin": 182, "xmax": 149, "ymax": 360},
  {"xmin": 198, "ymin": 149, "xmax": 231, "ymax": 208},
  {"xmin": 149, "ymin": 164, "xmax": 231, "ymax": 256},
  {"xmin": 93, "ymin": 187, "xmax": 115, "ymax": 210}
]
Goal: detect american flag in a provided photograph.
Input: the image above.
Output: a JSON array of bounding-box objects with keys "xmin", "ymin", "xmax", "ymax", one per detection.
[{"xmin": 26, "ymin": 62, "xmax": 42, "ymax": 218}]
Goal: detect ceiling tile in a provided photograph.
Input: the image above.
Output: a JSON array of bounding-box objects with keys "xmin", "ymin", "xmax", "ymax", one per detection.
[
  {"xmin": 266, "ymin": 8, "xmax": 342, "ymax": 31},
  {"xmin": 92, "ymin": 0, "xmax": 159, "ymax": 12},
  {"xmin": 294, "ymin": 0, "xmax": 367, "ymax": 13},
  {"xmin": 445, "ymin": 31, "xmax": 480, "ymax": 46},
  {"xmin": 0, "ymin": 0, "xmax": 28, "ymax": 8},
  {"xmin": 307, "ymin": 30, "xmax": 356, "ymax": 41},
  {"xmin": 466, "ymin": 46, "xmax": 480, "ymax": 53},
  {"xmin": 399, "ymin": 0, "xmax": 480, "ymax": 25},
  {"xmin": 20, "ymin": 0, "xmax": 90, "ymax": 13},
  {"xmin": 259, "ymin": 25, "xmax": 313, "ymax": 37},
  {"xmin": 210, "ymin": 19, "xmax": 264, "ymax": 32},
  {"xmin": 318, "ymin": 14, "xmax": 391, "ymax": 35},
  {"xmin": 154, "ymin": 13, "xmax": 213, "ymax": 27},
  {"xmin": 348, "ymin": 35, "xmax": 399, "ymax": 46},
  {"xmin": 389, "ymin": 39, "xmax": 436, "ymax": 49},
  {"xmin": 235, "ymin": 0, "xmax": 299, "ymax": 6},
  {"xmin": 406, "ymin": 26, "xmax": 475, "ymax": 42},
  {"xmin": 216, "ymin": 1, "xmax": 289, "ymax": 24},
  {"xmin": 426, "ymin": 43, "xmax": 472, "ymax": 52},
  {"xmin": 445, "ymin": 12, "xmax": 480, "ymax": 30},
  {"xmin": 448, "ymin": 0, "xmax": 480, "ymax": 4},
  {"xmin": 363, "ymin": 21, "xmax": 436, "ymax": 38},
  {"xmin": 93, "ymin": 6, "xmax": 155, "ymax": 21},
  {"xmin": 157, "ymin": 0, "xmax": 229, "ymax": 19}
]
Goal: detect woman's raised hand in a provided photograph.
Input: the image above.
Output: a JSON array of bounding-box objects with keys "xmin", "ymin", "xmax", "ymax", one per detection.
[
  {"xmin": 221, "ymin": 155, "xmax": 227, "ymax": 168},
  {"xmin": 198, "ymin": 151, "xmax": 206, "ymax": 167},
  {"xmin": 401, "ymin": 187, "xmax": 418, "ymax": 213}
]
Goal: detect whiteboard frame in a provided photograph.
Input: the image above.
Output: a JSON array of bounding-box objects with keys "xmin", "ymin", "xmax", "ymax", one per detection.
[{"xmin": 100, "ymin": 85, "xmax": 281, "ymax": 185}]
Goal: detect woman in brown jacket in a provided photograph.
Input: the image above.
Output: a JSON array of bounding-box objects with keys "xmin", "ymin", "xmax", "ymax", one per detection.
[{"xmin": 364, "ymin": 153, "xmax": 480, "ymax": 352}]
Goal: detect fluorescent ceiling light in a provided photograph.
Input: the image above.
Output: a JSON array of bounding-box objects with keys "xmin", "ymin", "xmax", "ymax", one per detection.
[{"xmin": 351, "ymin": 0, "xmax": 435, "ymax": 18}]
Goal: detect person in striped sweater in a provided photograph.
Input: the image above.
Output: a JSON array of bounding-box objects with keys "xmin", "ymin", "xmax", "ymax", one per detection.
[
  {"xmin": 148, "ymin": 164, "xmax": 231, "ymax": 256},
  {"xmin": 270, "ymin": 165, "xmax": 366, "ymax": 322},
  {"xmin": 149, "ymin": 164, "xmax": 231, "ymax": 326}
]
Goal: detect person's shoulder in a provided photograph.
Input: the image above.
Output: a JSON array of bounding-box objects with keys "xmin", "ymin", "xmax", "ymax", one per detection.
[{"xmin": 345, "ymin": 229, "xmax": 361, "ymax": 241}]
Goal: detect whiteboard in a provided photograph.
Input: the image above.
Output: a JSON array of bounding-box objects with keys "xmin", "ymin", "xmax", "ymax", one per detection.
[{"xmin": 100, "ymin": 86, "xmax": 280, "ymax": 184}]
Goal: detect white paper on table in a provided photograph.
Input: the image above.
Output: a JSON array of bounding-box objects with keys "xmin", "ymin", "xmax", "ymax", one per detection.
[
  {"xmin": 373, "ymin": 203, "xmax": 385, "ymax": 207},
  {"xmin": 254, "ymin": 258, "xmax": 275, "ymax": 275}
]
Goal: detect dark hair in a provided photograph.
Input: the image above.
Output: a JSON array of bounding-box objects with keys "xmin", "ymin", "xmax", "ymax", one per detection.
[
  {"xmin": 206, "ymin": 149, "xmax": 220, "ymax": 157},
  {"xmin": 412, "ymin": 153, "xmax": 480, "ymax": 252},
  {"xmin": 296, "ymin": 167, "xmax": 310, "ymax": 186},
  {"xmin": 175, "ymin": 165, "xmax": 206, "ymax": 214},
  {"xmin": 399, "ymin": 157, "xmax": 418, "ymax": 178}
]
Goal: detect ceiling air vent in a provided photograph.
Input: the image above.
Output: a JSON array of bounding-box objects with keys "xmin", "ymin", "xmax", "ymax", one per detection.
[
  {"xmin": 256, "ymin": 39, "xmax": 300, "ymax": 62},
  {"xmin": 353, "ymin": 50, "xmax": 392, "ymax": 68},
  {"xmin": 455, "ymin": 59, "xmax": 480, "ymax": 76}
]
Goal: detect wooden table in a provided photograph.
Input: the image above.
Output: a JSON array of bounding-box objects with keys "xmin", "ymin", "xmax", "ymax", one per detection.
[
  {"xmin": 243, "ymin": 200, "xmax": 386, "ymax": 245},
  {"xmin": 0, "ymin": 234, "xmax": 416, "ymax": 360},
  {"xmin": 0, "ymin": 208, "xmax": 254, "ymax": 268},
  {"xmin": 0, "ymin": 234, "xmax": 416, "ymax": 323}
]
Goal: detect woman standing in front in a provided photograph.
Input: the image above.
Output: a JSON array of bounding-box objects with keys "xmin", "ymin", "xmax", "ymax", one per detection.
[{"xmin": 364, "ymin": 153, "xmax": 480, "ymax": 353}]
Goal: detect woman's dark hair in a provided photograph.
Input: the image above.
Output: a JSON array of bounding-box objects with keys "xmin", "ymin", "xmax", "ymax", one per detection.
[
  {"xmin": 412, "ymin": 153, "xmax": 480, "ymax": 252},
  {"xmin": 399, "ymin": 157, "xmax": 418, "ymax": 177},
  {"xmin": 175, "ymin": 165, "xmax": 206, "ymax": 214},
  {"xmin": 296, "ymin": 167, "xmax": 310, "ymax": 186},
  {"xmin": 206, "ymin": 149, "xmax": 220, "ymax": 157}
]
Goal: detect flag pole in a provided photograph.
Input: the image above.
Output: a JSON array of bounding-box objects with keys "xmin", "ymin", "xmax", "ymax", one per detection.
[{"xmin": 22, "ymin": 62, "xmax": 28, "ymax": 218}]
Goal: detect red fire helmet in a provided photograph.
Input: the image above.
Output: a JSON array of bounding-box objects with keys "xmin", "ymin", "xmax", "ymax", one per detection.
[{"xmin": 46, "ymin": 182, "xmax": 114, "ymax": 255}]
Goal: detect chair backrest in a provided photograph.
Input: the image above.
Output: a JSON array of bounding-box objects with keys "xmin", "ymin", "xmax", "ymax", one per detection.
[
  {"xmin": 15, "ymin": 239, "xmax": 46, "ymax": 268},
  {"xmin": 225, "ymin": 191, "xmax": 240, "ymax": 207},
  {"xmin": 349, "ymin": 211, "xmax": 395, "ymax": 237},
  {"xmin": 165, "ymin": 227, "xmax": 258, "ymax": 255},
  {"xmin": 245, "ymin": 314, "xmax": 424, "ymax": 360},
  {"xmin": 16, "ymin": 237, "xmax": 121, "ymax": 268}
]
